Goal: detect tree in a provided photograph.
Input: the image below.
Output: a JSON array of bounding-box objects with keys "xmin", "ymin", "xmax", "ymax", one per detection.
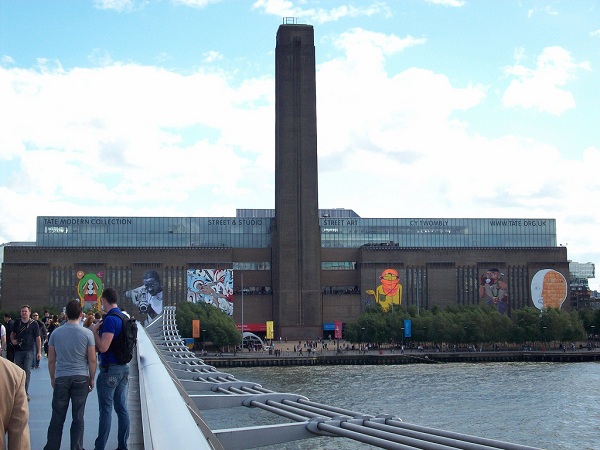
[
  {"xmin": 343, "ymin": 303, "xmax": 588, "ymax": 348},
  {"xmin": 176, "ymin": 301, "xmax": 241, "ymax": 350}
]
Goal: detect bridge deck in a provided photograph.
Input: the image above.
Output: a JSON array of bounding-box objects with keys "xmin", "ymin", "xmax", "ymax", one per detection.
[{"xmin": 26, "ymin": 353, "xmax": 144, "ymax": 450}]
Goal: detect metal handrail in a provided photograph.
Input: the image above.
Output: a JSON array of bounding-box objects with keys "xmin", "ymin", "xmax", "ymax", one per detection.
[{"xmin": 137, "ymin": 324, "xmax": 222, "ymax": 449}]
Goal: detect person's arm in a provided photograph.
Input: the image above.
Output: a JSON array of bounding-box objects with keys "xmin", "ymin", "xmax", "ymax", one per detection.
[
  {"xmin": 47, "ymin": 346, "xmax": 57, "ymax": 388},
  {"xmin": 91, "ymin": 320, "xmax": 114, "ymax": 354},
  {"xmin": 35, "ymin": 335, "xmax": 42, "ymax": 360},
  {"xmin": 8, "ymin": 370, "xmax": 31, "ymax": 449},
  {"xmin": 87, "ymin": 345, "xmax": 97, "ymax": 391}
]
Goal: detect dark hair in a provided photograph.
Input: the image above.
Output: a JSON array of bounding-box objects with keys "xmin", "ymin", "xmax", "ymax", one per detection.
[
  {"xmin": 143, "ymin": 270, "xmax": 160, "ymax": 282},
  {"xmin": 102, "ymin": 287, "xmax": 118, "ymax": 305},
  {"xmin": 65, "ymin": 299, "xmax": 82, "ymax": 320}
]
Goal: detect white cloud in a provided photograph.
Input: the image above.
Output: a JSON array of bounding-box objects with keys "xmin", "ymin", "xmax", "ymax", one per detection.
[
  {"xmin": 252, "ymin": 0, "xmax": 392, "ymax": 24},
  {"xmin": 424, "ymin": 0, "xmax": 465, "ymax": 7},
  {"xmin": 203, "ymin": 51, "xmax": 224, "ymax": 63},
  {"xmin": 1, "ymin": 55, "xmax": 15, "ymax": 65},
  {"xmin": 172, "ymin": 0, "xmax": 223, "ymax": 8},
  {"xmin": 93, "ymin": 0, "xmax": 136, "ymax": 12},
  {"xmin": 502, "ymin": 46, "xmax": 591, "ymax": 115},
  {"xmin": 0, "ymin": 61, "xmax": 274, "ymax": 243}
]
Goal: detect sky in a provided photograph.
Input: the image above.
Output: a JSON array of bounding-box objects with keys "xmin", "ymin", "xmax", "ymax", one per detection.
[{"xmin": 0, "ymin": 0, "xmax": 598, "ymax": 288}]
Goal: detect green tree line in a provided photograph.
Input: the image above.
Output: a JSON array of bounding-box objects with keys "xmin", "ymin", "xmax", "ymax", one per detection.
[
  {"xmin": 175, "ymin": 301, "xmax": 241, "ymax": 349},
  {"xmin": 344, "ymin": 304, "xmax": 600, "ymax": 347}
]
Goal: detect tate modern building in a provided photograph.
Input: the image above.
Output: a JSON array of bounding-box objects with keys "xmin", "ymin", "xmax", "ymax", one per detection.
[{"xmin": 0, "ymin": 25, "xmax": 568, "ymax": 339}]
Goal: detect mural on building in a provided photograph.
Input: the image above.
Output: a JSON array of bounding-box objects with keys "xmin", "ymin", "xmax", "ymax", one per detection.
[
  {"xmin": 366, "ymin": 268, "xmax": 402, "ymax": 311},
  {"xmin": 123, "ymin": 270, "xmax": 164, "ymax": 324},
  {"xmin": 76, "ymin": 271, "xmax": 103, "ymax": 311},
  {"xmin": 187, "ymin": 269, "xmax": 234, "ymax": 316},
  {"xmin": 531, "ymin": 269, "xmax": 567, "ymax": 310},
  {"xmin": 479, "ymin": 268, "xmax": 509, "ymax": 314}
]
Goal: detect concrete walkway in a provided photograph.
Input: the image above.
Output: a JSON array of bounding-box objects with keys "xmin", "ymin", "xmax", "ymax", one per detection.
[{"xmin": 25, "ymin": 354, "xmax": 143, "ymax": 450}]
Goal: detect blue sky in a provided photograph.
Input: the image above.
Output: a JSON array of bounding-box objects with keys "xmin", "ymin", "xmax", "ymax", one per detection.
[{"xmin": 1, "ymin": 0, "xmax": 599, "ymax": 287}]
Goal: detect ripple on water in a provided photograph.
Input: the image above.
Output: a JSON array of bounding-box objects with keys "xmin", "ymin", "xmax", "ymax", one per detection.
[{"xmin": 202, "ymin": 362, "xmax": 600, "ymax": 449}]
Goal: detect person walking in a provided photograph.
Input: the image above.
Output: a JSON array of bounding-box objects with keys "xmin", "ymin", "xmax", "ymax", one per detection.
[
  {"xmin": 44, "ymin": 300, "xmax": 97, "ymax": 450},
  {"xmin": 0, "ymin": 356, "xmax": 30, "ymax": 450},
  {"xmin": 0, "ymin": 323, "xmax": 6, "ymax": 358},
  {"xmin": 91, "ymin": 288, "xmax": 130, "ymax": 450},
  {"xmin": 3, "ymin": 314, "xmax": 15, "ymax": 362},
  {"xmin": 9, "ymin": 305, "xmax": 41, "ymax": 401},
  {"xmin": 31, "ymin": 311, "xmax": 48, "ymax": 368}
]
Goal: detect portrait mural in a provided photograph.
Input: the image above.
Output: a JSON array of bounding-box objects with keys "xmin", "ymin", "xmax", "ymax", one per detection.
[
  {"xmin": 124, "ymin": 270, "xmax": 164, "ymax": 324},
  {"xmin": 531, "ymin": 269, "xmax": 567, "ymax": 310},
  {"xmin": 187, "ymin": 269, "xmax": 234, "ymax": 316},
  {"xmin": 479, "ymin": 268, "xmax": 508, "ymax": 314}
]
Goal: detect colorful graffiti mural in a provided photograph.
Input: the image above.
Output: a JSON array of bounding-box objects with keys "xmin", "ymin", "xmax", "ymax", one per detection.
[
  {"xmin": 76, "ymin": 270, "xmax": 103, "ymax": 311},
  {"xmin": 187, "ymin": 269, "xmax": 234, "ymax": 316},
  {"xmin": 366, "ymin": 268, "xmax": 402, "ymax": 311},
  {"xmin": 479, "ymin": 268, "xmax": 508, "ymax": 314},
  {"xmin": 531, "ymin": 269, "xmax": 567, "ymax": 310}
]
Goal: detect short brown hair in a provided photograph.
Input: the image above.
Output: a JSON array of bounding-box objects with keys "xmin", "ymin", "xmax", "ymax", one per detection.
[
  {"xmin": 65, "ymin": 299, "xmax": 82, "ymax": 320},
  {"xmin": 102, "ymin": 287, "xmax": 118, "ymax": 305}
]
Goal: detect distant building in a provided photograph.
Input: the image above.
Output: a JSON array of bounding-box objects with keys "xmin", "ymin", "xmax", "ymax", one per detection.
[{"xmin": 569, "ymin": 261, "xmax": 596, "ymax": 309}]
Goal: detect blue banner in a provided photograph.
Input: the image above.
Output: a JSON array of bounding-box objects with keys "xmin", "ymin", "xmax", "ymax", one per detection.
[{"xmin": 404, "ymin": 319, "xmax": 412, "ymax": 338}]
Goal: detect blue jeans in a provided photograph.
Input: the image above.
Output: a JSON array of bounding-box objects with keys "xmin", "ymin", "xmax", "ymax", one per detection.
[
  {"xmin": 44, "ymin": 375, "xmax": 90, "ymax": 450},
  {"xmin": 95, "ymin": 364, "xmax": 130, "ymax": 450},
  {"xmin": 13, "ymin": 350, "xmax": 34, "ymax": 394}
]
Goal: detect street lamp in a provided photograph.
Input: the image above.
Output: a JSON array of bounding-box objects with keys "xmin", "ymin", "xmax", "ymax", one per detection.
[
  {"xmin": 202, "ymin": 329, "xmax": 206, "ymax": 352},
  {"xmin": 591, "ymin": 325, "xmax": 596, "ymax": 345}
]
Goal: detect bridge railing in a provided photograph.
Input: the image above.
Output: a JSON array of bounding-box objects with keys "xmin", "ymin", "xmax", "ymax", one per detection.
[{"xmin": 137, "ymin": 318, "xmax": 223, "ymax": 450}]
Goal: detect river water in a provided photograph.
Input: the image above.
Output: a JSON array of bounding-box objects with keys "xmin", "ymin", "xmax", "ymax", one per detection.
[{"xmin": 201, "ymin": 362, "xmax": 600, "ymax": 450}]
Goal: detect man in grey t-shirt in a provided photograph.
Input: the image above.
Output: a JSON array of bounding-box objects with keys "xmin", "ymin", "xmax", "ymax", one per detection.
[{"xmin": 44, "ymin": 300, "xmax": 97, "ymax": 450}]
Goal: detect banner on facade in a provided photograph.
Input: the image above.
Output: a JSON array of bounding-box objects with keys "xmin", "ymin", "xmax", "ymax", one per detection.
[
  {"xmin": 404, "ymin": 319, "xmax": 412, "ymax": 338},
  {"xmin": 334, "ymin": 321, "xmax": 342, "ymax": 339},
  {"xmin": 192, "ymin": 319, "xmax": 200, "ymax": 338}
]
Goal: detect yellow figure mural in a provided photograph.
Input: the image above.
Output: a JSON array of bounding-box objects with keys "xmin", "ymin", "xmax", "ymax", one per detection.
[{"xmin": 366, "ymin": 268, "xmax": 402, "ymax": 311}]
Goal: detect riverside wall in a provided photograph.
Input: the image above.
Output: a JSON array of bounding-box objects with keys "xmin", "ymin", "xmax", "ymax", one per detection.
[{"xmin": 202, "ymin": 350, "xmax": 600, "ymax": 368}]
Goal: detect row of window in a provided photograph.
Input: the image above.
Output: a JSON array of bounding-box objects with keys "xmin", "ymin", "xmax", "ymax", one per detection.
[{"xmin": 37, "ymin": 216, "xmax": 557, "ymax": 249}]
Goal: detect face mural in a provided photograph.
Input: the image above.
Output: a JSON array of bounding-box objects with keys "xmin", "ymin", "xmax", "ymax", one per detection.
[
  {"xmin": 76, "ymin": 271, "xmax": 103, "ymax": 311},
  {"xmin": 531, "ymin": 269, "xmax": 567, "ymax": 310},
  {"xmin": 366, "ymin": 268, "xmax": 402, "ymax": 311},
  {"xmin": 479, "ymin": 268, "xmax": 509, "ymax": 314},
  {"xmin": 123, "ymin": 270, "xmax": 164, "ymax": 323},
  {"xmin": 187, "ymin": 269, "xmax": 234, "ymax": 316}
]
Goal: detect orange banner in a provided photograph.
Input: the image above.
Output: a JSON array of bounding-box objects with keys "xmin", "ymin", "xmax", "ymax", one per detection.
[{"xmin": 192, "ymin": 320, "xmax": 200, "ymax": 338}]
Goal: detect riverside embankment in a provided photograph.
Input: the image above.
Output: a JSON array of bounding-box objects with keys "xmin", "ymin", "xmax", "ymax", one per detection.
[{"xmin": 202, "ymin": 349, "xmax": 600, "ymax": 367}]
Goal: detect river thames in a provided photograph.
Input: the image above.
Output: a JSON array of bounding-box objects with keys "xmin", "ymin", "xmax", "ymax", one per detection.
[{"xmin": 202, "ymin": 361, "xmax": 600, "ymax": 449}]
